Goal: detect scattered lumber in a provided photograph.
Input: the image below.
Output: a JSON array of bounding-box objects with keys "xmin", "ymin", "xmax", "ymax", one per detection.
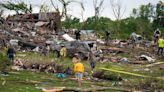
[
  {"xmin": 42, "ymin": 87, "xmax": 131, "ymax": 92},
  {"xmin": 159, "ymin": 64, "xmax": 164, "ymax": 70},
  {"xmin": 129, "ymin": 61, "xmax": 152, "ymax": 64},
  {"xmin": 145, "ymin": 62, "xmax": 164, "ymax": 67},
  {"xmin": 101, "ymin": 47, "xmax": 128, "ymax": 54}
]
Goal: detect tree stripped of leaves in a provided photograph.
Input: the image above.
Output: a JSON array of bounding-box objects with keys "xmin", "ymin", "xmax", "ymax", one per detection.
[
  {"xmin": 40, "ymin": 3, "xmax": 51, "ymax": 12},
  {"xmin": 93, "ymin": 0, "xmax": 105, "ymax": 19},
  {"xmin": 92, "ymin": 0, "xmax": 105, "ymax": 31},
  {"xmin": 51, "ymin": 0, "xmax": 71, "ymax": 19},
  {"xmin": 51, "ymin": 0, "xmax": 83, "ymax": 19},
  {"xmin": 109, "ymin": 0, "xmax": 126, "ymax": 33},
  {"xmin": 110, "ymin": 0, "xmax": 125, "ymax": 21},
  {"xmin": 50, "ymin": 0, "xmax": 83, "ymax": 30},
  {"xmin": 0, "ymin": 1, "xmax": 32, "ymax": 14}
]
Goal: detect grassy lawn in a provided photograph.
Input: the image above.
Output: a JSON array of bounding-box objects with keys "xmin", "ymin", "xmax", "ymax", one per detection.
[{"xmin": 0, "ymin": 51, "xmax": 164, "ymax": 92}]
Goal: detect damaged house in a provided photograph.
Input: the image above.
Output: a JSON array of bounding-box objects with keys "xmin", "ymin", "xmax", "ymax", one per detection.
[
  {"xmin": 6, "ymin": 12, "xmax": 61, "ymax": 36},
  {"xmin": 0, "ymin": 12, "xmax": 61, "ymax": 49}
]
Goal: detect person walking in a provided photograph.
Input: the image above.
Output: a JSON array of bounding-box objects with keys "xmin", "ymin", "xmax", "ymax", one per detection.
[
  {"xmin": 75, "ymin": 30, "xmax": 81, "ymax": 40},
  {"xmin": 88, "ymin": 52, "xmax": 96, "ymax": 73},
  {"xmin": 60, "ymin": 45, "xmax": 67, "ymax": 62},
  {"xmin": 73, "ymin": 59, "xmax": 84, "ymax": 86},
  {"xmin": 42, "ymin": 47, "xmax": 48, "ymax": 56},
  {"xmin": 104, "ymin": 30, "xmax": 110, "ymax": 45},
  {"xmin": 7, "ymin": 46, "xmax": 16, "ymax": 63},
  {"xmin": 157, "ymin": 36, "xmax": 164, "ymax": 56}
]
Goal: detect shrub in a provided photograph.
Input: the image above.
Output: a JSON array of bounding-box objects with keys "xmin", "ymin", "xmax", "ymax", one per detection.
[{"xmin": 0, "ymin": 52, "xmax": 10, "ymax": 73}]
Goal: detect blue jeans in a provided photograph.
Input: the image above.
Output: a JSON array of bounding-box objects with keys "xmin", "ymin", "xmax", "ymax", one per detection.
[
  {"xmin": 157, "ymin": 47, "xmax": 163, "ymax": 56},
  {"xmin": 8, "ymin": 54, "xmax": 14, "ymax": 62},
  {"xmin": 90, "ymin": 61, "xmax": 96, "ymax": 70},
  {"xmin": 75, "ymin": 72, "xmax": 83, "ymax": 80}
]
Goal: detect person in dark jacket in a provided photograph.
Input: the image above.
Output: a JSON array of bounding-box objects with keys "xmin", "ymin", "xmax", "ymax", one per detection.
[
  {"xmin": 7, "ymin": 47, "xmax": 16, "ymax": 62},
  {"xmin": 75, "ymin": 30, "xmax": 81, "ymax": 40},
  {"xmin": 105, "ymin": 31, "xmax": 110, "ymax": 45}
]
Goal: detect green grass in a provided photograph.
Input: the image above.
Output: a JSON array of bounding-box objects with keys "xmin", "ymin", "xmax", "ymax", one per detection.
[
  {"xmin": 0, "ymin": 51, "xmax": 164, "ymax": 92},
  {"xmin": 0, "ymin": 70, "xmax": 113, "ymax": 92}
]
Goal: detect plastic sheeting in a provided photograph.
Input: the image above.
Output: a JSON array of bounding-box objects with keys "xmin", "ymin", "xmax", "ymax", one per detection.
[
  {"xmin": 10, "ymin": 39, "xmax": 19, "ymax": 46},
  {"xmin": 62, "ymin": 34, "xmax": 75, "ymax": 42},
  {"xmin": 139, "ymin": 55, "xmax": 155, "ymax": 62},
  {"xmin": 35, "ymin": 21, "xmax": 48, "ymax": 27}
]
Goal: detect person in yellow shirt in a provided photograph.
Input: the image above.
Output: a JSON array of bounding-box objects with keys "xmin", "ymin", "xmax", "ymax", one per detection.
[
  {"xmin": 72, "ymin": 53, "xmax": 81, "ymax": 76},
  {"xmin": 60, "ymin": 45, "xmax": 67, "ymax": 57},
  {"xmin": 157, "ymin": 37, "xmax": 164, "ymax": 56},
  {"xmin": 60, "ymin": 45, "xmax": 67, "ymax": 62},
  {"xmin": 73, "ymin": 60, "xmax": 84, "ymax": 86}
]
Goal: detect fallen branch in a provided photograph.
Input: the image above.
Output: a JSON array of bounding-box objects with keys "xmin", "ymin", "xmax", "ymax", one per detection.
[{"xmin": 145, "ymin": 62, "xmax": 164, "ymax": 67}]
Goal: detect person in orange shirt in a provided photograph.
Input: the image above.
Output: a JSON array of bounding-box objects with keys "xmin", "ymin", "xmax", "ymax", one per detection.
[{"xmin": 73, "ymin": 59, "xmax": 84, "ymax": 86}]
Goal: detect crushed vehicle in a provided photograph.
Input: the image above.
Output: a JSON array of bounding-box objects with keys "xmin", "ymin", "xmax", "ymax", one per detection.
[{"xmin": 53, "ymin": 41, "xmax": 94, "ymax": 59}]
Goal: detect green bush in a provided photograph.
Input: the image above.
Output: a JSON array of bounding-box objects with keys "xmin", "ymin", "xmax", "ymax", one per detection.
[{"xmin": 0, "ymin": 52, "xmax": 10, "ymax": 73}]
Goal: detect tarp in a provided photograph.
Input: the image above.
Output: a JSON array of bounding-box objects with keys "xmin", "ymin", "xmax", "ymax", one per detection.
[
  {"xmin": 31, "ymin": 32, "xmax": 36, "ymax": 36},
  {"xmin": 35, "ymin": 21, "xmax": 48, "ymax": 27},
  {"xmin": 10, "ymin": 39, "xmax": 19, "ymax": 46},
  {"xmin": 12, "ymin": 28, "xmax": 21, "ymax": 32},
  {"xmin": 97, "ymin": 39, "xmax": 105, "ymax": 44},
  {"xmin": 62, "ymin": 34, "xmax": 75, "ymax": 42},
  {"xmin": 139, "ymin": 55, "xmax": 155, "ymax": 62}
]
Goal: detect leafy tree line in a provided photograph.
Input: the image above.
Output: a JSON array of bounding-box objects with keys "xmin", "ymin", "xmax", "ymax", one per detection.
[{"xmin": 62, "ymin": 1, "xmax": 164, "ymax": 39}]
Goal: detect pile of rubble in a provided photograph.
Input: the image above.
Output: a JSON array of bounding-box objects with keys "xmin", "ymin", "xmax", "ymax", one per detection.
[
  {"xmin": 12, "ymin": 58, "xmax": 66, "ymax": 74},
  {"xmin": 0, "ymin": 12, "xmax": 60, "ymax": 50}
]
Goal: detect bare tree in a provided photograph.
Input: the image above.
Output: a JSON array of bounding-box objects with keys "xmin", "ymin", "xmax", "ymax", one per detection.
[
  {"xmin": 39, "ymin": 3, "xmax": 51, "ymax": 12},
  {"xmin": 110, "ymin": 0, "xmax": 126, "ymax": 33},
  {"xmin": 93, "ymin": 0, "xmax": 105, "ymax": 19},
  {"xmin": 92, "ymin": 0, "xmax": 105, "ymax": 31},
  {"xmin": 76, "ymin": 0, "xmax": 85, "ymax": 29},
  {"xmin": 79, "ymin": 0, "xmax": 85, "ymax": 22},
  {"xmin": 50, "ymin": 0, "xmax": 82, "ymax": 19},
  {"xmin": 50, "ymin": 0, "xmax": 83, "ymax": 30},
  {"xmin": 110, "ymin": 0, "xmax": 125, "ymax": 21}
]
